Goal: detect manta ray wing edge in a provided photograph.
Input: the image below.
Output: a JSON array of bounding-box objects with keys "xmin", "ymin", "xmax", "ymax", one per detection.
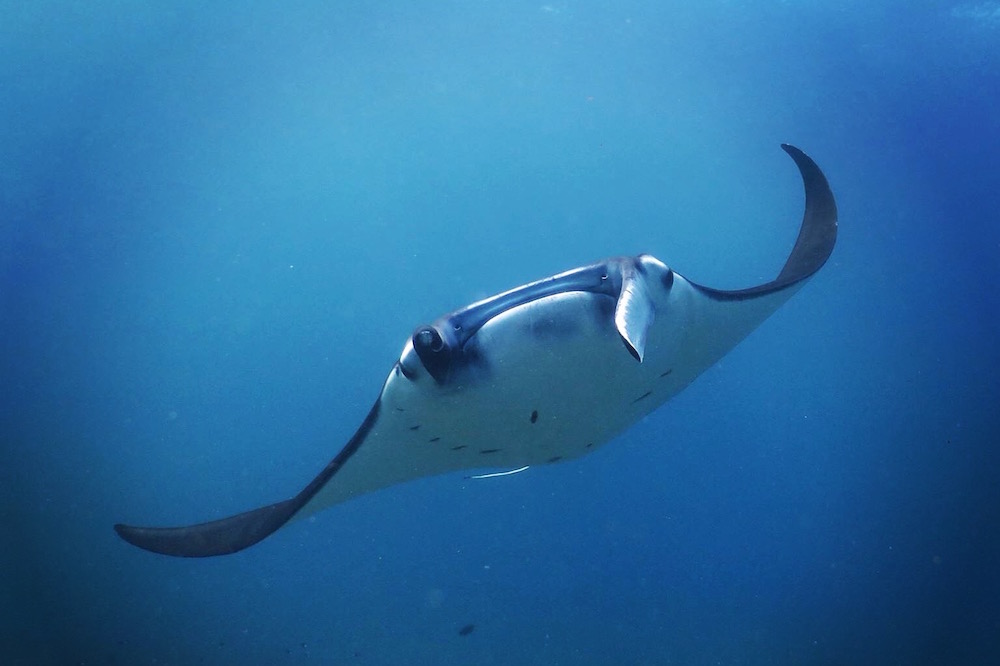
[
  {"xmin": 113, "ymin": 401, "xmax": 381, "ymax": 557},
  {"xmin": 692, "ymin": 144, "xmax": 837, "ymax": 301}
]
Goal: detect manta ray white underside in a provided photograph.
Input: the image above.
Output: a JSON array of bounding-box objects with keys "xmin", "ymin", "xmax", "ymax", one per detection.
[{"xmin": 115, "ymin": 144, "xmax": 837, "ymax": 557}]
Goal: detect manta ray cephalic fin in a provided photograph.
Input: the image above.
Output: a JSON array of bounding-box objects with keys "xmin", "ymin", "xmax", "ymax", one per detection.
[{"xmin": 614, "ymin": 260, "xmax": 654, "ymax": 362}]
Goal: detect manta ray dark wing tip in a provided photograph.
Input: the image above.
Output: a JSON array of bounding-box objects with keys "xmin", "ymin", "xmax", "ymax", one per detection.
[
  {"xmin": 776, "ymin": 143, "xmax": 838, "ymax": 284},
  {"xmin": 115, "ymin": 401, "xmax": 384, "ymax": 558},
  {"xmin": 114, "ymin": 498, "xmax": 300, "ymax": 558}
]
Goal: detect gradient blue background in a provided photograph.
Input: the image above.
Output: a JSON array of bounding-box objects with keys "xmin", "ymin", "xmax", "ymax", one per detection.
[{"xmin": 3, "ymin": 2, "xmax": 998, "ymax": 664}]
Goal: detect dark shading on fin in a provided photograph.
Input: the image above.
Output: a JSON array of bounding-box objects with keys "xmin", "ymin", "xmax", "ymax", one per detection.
[
  {"xmin": 775, "ymin": 144, "xmax": 838, "ymax": 284},
  {"xmin": 114, "ymin": 500, "xmax": 299, "ymax": 558},
  {"xmin": 693, "ymin": 144, "xmax": 837, "ymax": 300},
  {"xmin": 114, "ymin": 402, "xmax": 382, "ymax": 557}
]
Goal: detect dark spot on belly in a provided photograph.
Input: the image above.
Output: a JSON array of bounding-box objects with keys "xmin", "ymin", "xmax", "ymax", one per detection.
[
  {"xmin": 546, "ymin": 456, "xmax": 563, "ymax": 463},
  {"xmin": 631, "ymin": 390, "xmax": 652, "ymax": 404},
  {"xmin": 428, "ymin": 437, "xmax": 441, "ymax": 443},
  {"xmin": 660, "ymin": 368, "xmax": 673, "ymax": 378},
  {"xmin": 409, "ymin": 425, "xmax": 421, "ymax": 431},
  {"xmin": 451, "ymin": 445, "xmax": 467, "ymax": 451},
  {"xmin": 480, "ymin": 448, "xmax": 501, "ymax": 454},
  {"xmin": 458, "ymin": 624, "xmax": 476, "ymax": 636},
  {"xmin": 530, "ymin": 410, "xmax": 538, "ymax": 423}
]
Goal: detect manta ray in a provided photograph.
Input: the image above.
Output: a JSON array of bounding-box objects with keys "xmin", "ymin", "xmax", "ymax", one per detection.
[{"xmin": 115, "ymin": 144, "xmax": 837, "ymax": 557}]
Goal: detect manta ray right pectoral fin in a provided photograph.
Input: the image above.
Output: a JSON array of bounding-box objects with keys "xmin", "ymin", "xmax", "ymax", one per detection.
[
  {"xmin": 113, "ymin": 498, "xmax": 301, "ymax": 558},
  {"xmin": 614, "ymin": 260, "xmax": 654, "ymax": 362},
  {"xmin": 114, "ymin": 402, "xmax": 382, "ymax": 557}
]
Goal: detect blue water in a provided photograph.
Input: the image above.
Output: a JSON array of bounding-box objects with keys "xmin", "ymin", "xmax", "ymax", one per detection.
[{"xmin": 3, "ymin": 2, "xmax": 999, "ymax": 664}]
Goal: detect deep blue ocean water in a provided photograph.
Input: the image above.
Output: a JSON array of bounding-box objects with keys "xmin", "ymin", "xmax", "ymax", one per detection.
[{"xmin": 3, "ymin": 2, "xmax": 999, "ymax": 664}]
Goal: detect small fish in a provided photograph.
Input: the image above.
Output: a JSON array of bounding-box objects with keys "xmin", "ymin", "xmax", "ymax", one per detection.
[{"xmin": 458, "ymin": 624, "xmax": 476, "ymax": 636}]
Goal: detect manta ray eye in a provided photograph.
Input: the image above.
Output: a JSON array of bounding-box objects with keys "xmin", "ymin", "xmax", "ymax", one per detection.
[{"xmin": 414, "ymin": 327, "xmax": 445, "ymax": 353}]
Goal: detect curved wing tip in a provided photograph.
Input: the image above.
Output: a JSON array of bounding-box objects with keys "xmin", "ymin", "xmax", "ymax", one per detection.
[
  {"xmin": 113, "ymin": 522, "xmax": 237, "ymax": 558},
  {"xmin": 772, "ymin": 142, "xmax": 838, "ymax": 283},
  {"xmin": 113, "ymin": 522, "xmax": 137, "ymax": 541},
  {"xmin": 113, "ymin": 522, "xmax": 175, "ymax": 556},
  {"xmin": 113, "ymin": 522, "xmax": 154, "ymax": 543},
  {"xmin": 113, "ymin": 523, "xmax": 162, "ymax": 556},
  {"xmin": 113, "ymin": 498, "xmax": 302, "ymax": 557}
]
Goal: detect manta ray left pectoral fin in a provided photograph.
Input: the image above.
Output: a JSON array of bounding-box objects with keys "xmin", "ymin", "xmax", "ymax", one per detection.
[
  {"xmin": 614, "ymin": 260, "xmax": 654, "ymax": 362},
  {"xmin": 114, "ymin": 402, "xmax": 382, "ymax": 557}
]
